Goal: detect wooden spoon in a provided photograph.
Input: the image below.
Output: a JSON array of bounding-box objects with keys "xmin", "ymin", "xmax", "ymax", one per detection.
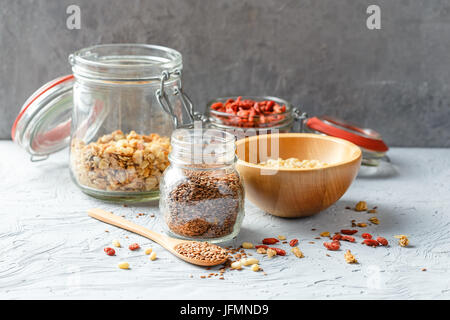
[{"xmin": 88, "ymin": 208, "xmax": 229, "ymax": 267}]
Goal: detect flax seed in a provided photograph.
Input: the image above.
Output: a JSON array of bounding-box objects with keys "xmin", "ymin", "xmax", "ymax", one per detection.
[
  {"xmin": 164, "ymin": 168, "xmax": 243, "ymax": 239},
  {"xmin": 175, "ymin": 242, "xmax": 229, "ymax": 263}
]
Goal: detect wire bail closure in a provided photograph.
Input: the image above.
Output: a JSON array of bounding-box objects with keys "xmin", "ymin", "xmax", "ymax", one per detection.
[
  {"xmin": 156, "ymin": 69, "xmax": 195, "ymax": 128},
  {"xmin": 293, "ymin": 108, "xmax": 308, "ymax": 133}
]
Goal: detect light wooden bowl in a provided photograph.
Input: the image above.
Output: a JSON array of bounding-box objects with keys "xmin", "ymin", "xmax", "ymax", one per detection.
[{"xmin": 236, "ymin": 133, "xmax": 362, "ymax": 217}]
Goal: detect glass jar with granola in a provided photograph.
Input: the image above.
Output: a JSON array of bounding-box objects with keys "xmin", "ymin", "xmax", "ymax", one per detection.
[
  {"xmin": 159, "ymin": 129, "xmax": 245, "ymax": 242},
  {"xmin": 68, "ymin": 44, "xmax": 195, "ymax": 201},
  {"xmin": 70, "ymin": 130, "xmax": 171, "ymax": 198},
  {"xmin": 11, "ymin": 44, "xmax": 195, "ymax": 202}
]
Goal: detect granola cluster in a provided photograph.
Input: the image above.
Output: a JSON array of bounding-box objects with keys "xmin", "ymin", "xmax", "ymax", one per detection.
[
  {"xmin": 71, "ymin": 130, "xmax": 171, "ymax": 192},
  {"xmin": 395, "ymin": 235, "xmax": 409, "ymax": 247},
  {"xmin": 344, "ymin": 250, "xmax": 358, "ymax": 264}
]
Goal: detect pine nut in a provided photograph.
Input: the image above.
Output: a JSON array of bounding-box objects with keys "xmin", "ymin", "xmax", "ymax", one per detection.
[
  {"xmin": 241, "ymin": 242, "xmax": 254, "ymax": 249},
  {"xmin": 145, "ymin": 248, "xmax": 153, "ymax": 255},
  {"xmin": 241, "ymin": 258, "xmax": 259, "ymax": 266},
  {"xmin": 112, "ymin": 240, "xmax": 121, "ymax": 247},
  {"xmin": 149, "ymin": 251, "xmax": 157, "ymax": 261},
  {"xmin": 118, "ymin": 262, "xmax": 129, "ymax": 269},
  {"xmin": 231, "ymin": 261, "xmax": 242, "ymax": 269},
  {"xmin": 251, "ymin": 264, "xmax": 260, "ymax": 272}
]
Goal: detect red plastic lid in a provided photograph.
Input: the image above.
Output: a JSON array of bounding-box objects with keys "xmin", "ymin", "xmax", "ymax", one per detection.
[
  {"xmin": 11, "ymin": 75, "xmax": 75, "ymax": 159},
  {"xmin": 306, "ymin": 116, "xmax": 389, "ymax": 152}
]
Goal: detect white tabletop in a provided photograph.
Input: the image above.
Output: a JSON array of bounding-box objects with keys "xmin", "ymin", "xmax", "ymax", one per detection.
[{"xmin": 0, "ymin": 141, "xmax": 449, "ymax": 300}]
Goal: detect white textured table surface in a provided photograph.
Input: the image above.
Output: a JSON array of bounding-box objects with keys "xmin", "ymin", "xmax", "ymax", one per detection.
[{"xmin": 0, "ymin": 141, "xmax": 449, "ymax": 300}]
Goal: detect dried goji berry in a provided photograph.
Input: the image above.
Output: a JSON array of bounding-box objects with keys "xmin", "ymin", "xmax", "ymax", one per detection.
[
  {"xmin": 104, "ymin": 247, "xmax": 115, "ymax": 256},
  {"xmin": 255, "ymin": 245, "xmax": 269, "ymax": 249},
  {"xmin": 376, "ymin": 237, "xmax": 389, "ymax": 246},
  {"xmin": 332, "ymin": 233, "xmax": 342, "ymax": 241},
  {"xmin": 341, "ymin": 235, "xmax": 355, "ymax": 242},
  {"xmin": 323, "ymin": 241, "xmax": 340, "ymax": 251},
  {"xmin": 262, "ymin": 238, "xmax": 279, "ymax": 245},
  {"xmin": 129, "ymin": 243, "xmax": 140, "ymax": 251},
  {"xmin": 210, "ymin": 102, "xmax": 223, "ymax": 110},
  {"xmin": 362, "ymin": 233, "xmax": 372, "ymax": 239},
  {"xmin": 341, "ymin": 229, "xmax": 358, "ymax": 235},
  {"xmin": 289, "ymin": 239, "xmax": 299, "ymax": 247},
  {"xmin": 269, "ymin": 247, "xmax": 286, "ymax": 256},
  {"xmin": 363, "ymin": 239, "xmax": 380, "ymax": 247}
]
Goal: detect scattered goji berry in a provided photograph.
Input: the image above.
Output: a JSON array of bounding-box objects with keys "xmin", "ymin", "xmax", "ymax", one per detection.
[
  {"xmin": 255, "ymin": 245, "xmax": 269, "ymax": 249},
  {"xmin": 289, "ymin": 239, "xmax": 299, "ymax": 247},
  {"xmin": 363, "ymin": 239, "xmax": 380, "ymax": 247},
  {"xmin": 341, "ymin": 229, "xmax": 358, "ymax": 235},
  {"xmin": 262, "ymin": 238, "xmax": 279, "ymax": 245},
  {"xmin": 129, "ymin": 243, "xmax": 140, "ymax": 251},
  {"xmin": 332, "ymin": 233, "xmax": 342, "ymax": 241},
  {"xmin": 362, "ymin": 233, "xmax": 372, "ymax": 239},
  {"xmin": 376, "ymin": 237, "xmax": 389, "ymax": 246},
  {"xmin": 270, "ymin": 247, "xmax": 286, "ymax": 256},
  {"xmin": 341, "ymin": 235, "xmax": 355, "ymax": 242},
  {"xmin": 323, "ymin": 241, "xmax": 340, "ymax": 251},
  {"xmin": 104, "ymin": 247, "xmax": 115, "ymax": 256}
]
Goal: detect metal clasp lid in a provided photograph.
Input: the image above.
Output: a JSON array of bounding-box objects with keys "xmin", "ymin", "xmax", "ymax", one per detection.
[
  {"xmin": 305, "ymin": 116, "xmax": 389, "ymax": 152},
  {"xmin": 156, "ymin": 69, "xmax": 195, "ymax": 128},
  {"xmin": 11, "ymin": 74, "xmax": 75, "ymax": 161},
  {"xmin": 293, "ymin": 108, "xmax": 308, "ymax": 133}
]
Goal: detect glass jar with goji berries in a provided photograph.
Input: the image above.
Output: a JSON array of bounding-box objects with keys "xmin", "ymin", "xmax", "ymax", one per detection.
[
  {"xmin": 159, "ymin": 129, "xmax": 245, "ymax": 243},
  {"xmin": 205, "ymin": 96, "xmax": 306, "ymax": 141}
]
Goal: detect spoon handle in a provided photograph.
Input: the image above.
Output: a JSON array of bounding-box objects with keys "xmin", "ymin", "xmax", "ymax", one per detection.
[{"xmin": 88, "ymin": 208, "xmax": 171, "ymax": 248}]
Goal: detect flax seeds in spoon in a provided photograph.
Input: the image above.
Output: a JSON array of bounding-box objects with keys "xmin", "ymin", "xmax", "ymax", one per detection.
[{"xmin": 175, "ymin": 242, "xmax": 230, "ymax": 263}]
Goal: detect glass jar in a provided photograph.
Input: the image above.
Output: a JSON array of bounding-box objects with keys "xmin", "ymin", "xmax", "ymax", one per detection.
[
  {"xmin": 159, "ymin": 129, "xmax": 245, "ymax": 243},
  {"xmin": 205, "ymin": 96, "xmax": 303, "ymax": 141},
  {"xmin": 12, "ymin": 44, "xmax": 195, "ymax": 202}
]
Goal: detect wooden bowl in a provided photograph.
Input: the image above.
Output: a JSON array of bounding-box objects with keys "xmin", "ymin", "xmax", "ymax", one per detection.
[{"xmin": 236, "ymin": 133, "xmax": 362, "ymax": 217}]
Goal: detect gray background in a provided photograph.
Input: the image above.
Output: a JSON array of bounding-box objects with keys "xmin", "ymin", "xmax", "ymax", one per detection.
[{"xmin": 1, "ymin": 0, "xmax": 449, "ymax": 147}]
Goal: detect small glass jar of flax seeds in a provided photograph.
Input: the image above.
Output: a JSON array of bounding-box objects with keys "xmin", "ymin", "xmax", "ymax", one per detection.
[{"xmin": 159, "ymin": 129, "xmax": 245, "ymax": 243}]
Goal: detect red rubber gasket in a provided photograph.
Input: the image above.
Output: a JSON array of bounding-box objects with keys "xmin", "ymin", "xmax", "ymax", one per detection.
[
  {"xmin": 306, "ymin": 116, "xmax": 388, "ymax": 152},
  {"xmin": 11, "ymin": 74, "xmax": 74, "ymax": 141}
]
